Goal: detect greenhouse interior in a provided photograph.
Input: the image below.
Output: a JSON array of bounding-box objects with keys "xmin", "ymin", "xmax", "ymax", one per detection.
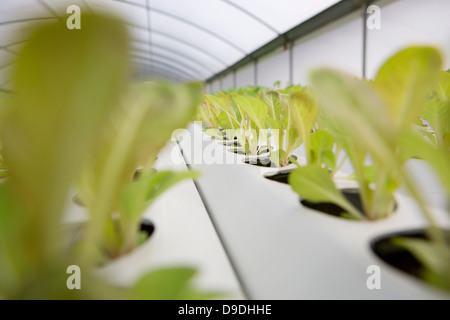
[{"xmin": 0, "ymin": 0, "xmax": 449, "ymax": 301}]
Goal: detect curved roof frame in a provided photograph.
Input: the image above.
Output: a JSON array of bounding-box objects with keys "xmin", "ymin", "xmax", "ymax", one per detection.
[
  {"xmin": 0, "ymin": 18, "xmax": 205, "ymax": 81},
  {"xmin": 126, "ymin": 22, "xmax": 228, "ymax": 66},
  {"xmin": 113, "ymin": 0, "xmax": 247, "ymax": 54},
  {"xmin": 219, "ymin": 0, "xmax": 280, "ymax": 35},
  {"xmin": 133, "ymin": 62, "xmax": 188, "ymax": 82},
  {"xmin": 132, "ymin": 50, "xmax": 205, "ymax": 78},
  {"xmin": 0, "ymin": 24, "xmax": 216, "ymax": 80},
  {"xmin": 0, "ymin": 16, "xmax": 58, "ymax": 27},
  {"xmin": 0, "ymin": 0, "xmax": 352, "ymax": 84},
  {"xmin": 131, "ymin": 54, "xmax": 196, "ymax": 79},
  {"xmin": 132, "ymin": 40, "xmax": 215, "ymax": 74},
  {"xmin": 0, "ymin": 60, "xmax": 17, "ymax": 70}
]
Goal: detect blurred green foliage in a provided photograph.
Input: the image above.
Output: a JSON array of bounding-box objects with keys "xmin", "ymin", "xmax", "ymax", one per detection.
[{"xmin": 0, "ymin": 12, "xmax": 218, "ymax": 300}]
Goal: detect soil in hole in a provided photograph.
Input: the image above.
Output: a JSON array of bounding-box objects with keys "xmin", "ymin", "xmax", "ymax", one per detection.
[
  {"xmin": 133, "ymin": 168, "xmax": 158, "ymax": 181},
  {"xmin": 301, "ymin": 189, "xmax": 397, "ymax": 220},
  {"xmin": 68, "ymin": 218, "xmax": 156, "ymax": 260},
  {"xmin": 265, "ymin": 168, "xmax": 334, "ymax": 185},
  {"xmin": 214, "ymin": 135, "xmax": 237, "ymax": 141},
  {"xmin": 222, "ymin": 141, "xmax": 241, "ymax": 147},
  {"xmin": 228, "ymin": 146, "xmax": 269, "ymax": 156},
  {"xmin": 245, "ymin": 155, "xmax": 297, "ymax": 168},
  {"xmin": 73, "ymin": 168, "xmax": 159, "ymax": 207},
  {"xmin": 140, "ymin": 218, "xmax": 155, "ymax": 238},
  {"xmin": 243, "ymin": 157, "xmax": 272, "ymax": 167},
  {"xmin": 301, "ymin": 188, "xmax": 364, "ymax": 220},
  {"xmin": 264, "ymin": 171, "xmax": 292, "ymax": 184},
  {"xmin": 229, "ymin": 148, "xmax": 246, "ymax": 155},
  {"xmin": 371, "ymin": 229, "xmax": 450, "ymax": 287}
]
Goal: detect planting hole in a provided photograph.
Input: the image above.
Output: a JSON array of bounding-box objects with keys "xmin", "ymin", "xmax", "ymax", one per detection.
[
  {"xmin": 371, "ymin": 229, "xmax": 450, "ymax": 289},
  {"xmin": 264, "ymin": 170, "xmax": 292, "ymax": 184},
  {"xmin": 140, "ymin": 218, "xmax": 156, "ymax": 238},
  {"xmin": 301, "ymin": 188, "xmax": 364, "ymax": 220},
  {"xmin": 245, "ymin": 155, "xmax": 297, "ymax": 168}
]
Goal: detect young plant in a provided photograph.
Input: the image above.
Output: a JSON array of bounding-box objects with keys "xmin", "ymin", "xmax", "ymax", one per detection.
[
  {"xmin": 0, "ymin": 94, "xmax": 8, "ymax": 179},
  {"xmin": 261, "ymin": 90, "xmax": 302, "ymax": 167},
  {"xmin": 77, "ymin": 81, "xmax": 203, "ymax": 264},
  {"xmin": 421, "ymin": 70, "xmax": 450, "ymax": 153},
  {"xmin": 0, "ymin": 13, "xmax": 130, "ymax": 299},
  {"xmin": 231, "ymin": 93, "xmax": 269, "ymax": 155},
  {"xmin": 290, "ymin": 46, "xmax": 450, "ymax": 290},
  {"xmin": 236, "ymin": 85, "xmax": 269, "ymax": 96},
  {"xmin": 204, "ymin": 92, "xmax": 243, "ymax": 144},
  {"xmin": 198, "ymin": 98, "xmax": 220, "ymax": 130},
  {"xmin": 289, "ymin": 87, "xmax": 319, "ymax": 165},
  {"xmin": 290, "ymin": 46, "xmax": 443, "ymax": 221},
  {"xmin": 0, "ymin": 13, "xmax": 218, "ymax": 300}
]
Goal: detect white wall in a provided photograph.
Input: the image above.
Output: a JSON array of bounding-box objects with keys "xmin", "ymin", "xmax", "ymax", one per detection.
[
  {"xmin": 207, "ymin": 0, "xmax": 450, "ymax": 89},
  {"xmin": 236, "ymin": 63, "xmax": 255, "ymax": 88},
  {"xmin": 292, "ymin": 11, "xmax": 363, "ymax": 85},
  {"xmin": 222, "ymin": 72, "xmax": 234, "ymax": 90},
  {"xmin": 257, "ymin": 47, "xmax": 290, "ymax": 88},
  {"xmin": 211, "ymin": 10, "xmax": 363, "ymax": 88},
  {"xmin": 367, "ymin": 0, "xmax": 450, "ymax": 79},
  {"xmin": 210, "ymin": 79, "xmax": 221, "ymax": 93}
]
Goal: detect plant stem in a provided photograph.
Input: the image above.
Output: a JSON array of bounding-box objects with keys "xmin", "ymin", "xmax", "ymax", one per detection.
[{"xmin": 399, "ymin": 166, "xmax": 447, "ymax": 245}]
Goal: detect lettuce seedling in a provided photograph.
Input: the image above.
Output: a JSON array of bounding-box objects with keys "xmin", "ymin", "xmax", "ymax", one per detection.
[
  {"xmin": 236, "ymin": 85, "xmax": 269, "ymax": 96},
  {"xmin": 198, "ymin": 97, "xmax": 221, "ymax": 130},
  {"xmin": 290, "ymin": 46, "xmax": 450, "ymax": 290},
  {"xmin": 261, "ymin": 90, "xmax": 301, "ymax": 167},
  {"xmin": 0, "ymin": 13, "xmax": 217, "ymax": 299},
  {"xmin": 290, "ymin": 47, "xmax": 443, "ymax": 221},
  {"xmin": 421, "ymin": 71, "xmax": 450, "ymax": 153},
  {"xmin": 204, "ymin": 93, "xmax": 244, "ymax": 144},
  {"xmin": 0, "ymin": 13, "xmax": 131, "ymax": 299},
  {"xmin": 232, "ymin": 93, "xmax": 269, "ymax": 155},
  {"xmin": 289, "ymin": 87, "xmax": 318, "ymax": 165},
  {"xmin": 77, "ymin": 81, "xmax": 203, "ymax": 263}
]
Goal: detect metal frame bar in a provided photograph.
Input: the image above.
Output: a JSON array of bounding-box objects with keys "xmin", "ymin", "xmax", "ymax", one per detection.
[
  {"xmin": 0, "ymin": 17, "xmax": 227, "ymax": 69},
  {"xmin": 34, "ymin": 0, "xmax": 61, "ymax": 18},
  {"xmin": 134, "ymin": 62, "xmax": 187, "ymax": 80},
  {"xmin": 253, "ymin": 59, "xmax": 258, "ymax": 86},
  {"xmin": 288, "ymin": 41, "xmax": 293, "ymax": 85},
  {"xmin": 131, "ymin": 55, "xmax": 196, "ymax": 79},
  {"xmin": 219, "ymin": 0, "xmax": 279, "ymax": 35},
  {"xmin": 131, "ymin": 53, "xmax": 202, "ymax": 79},
  {"xmin": 0, "ymin": 60, "xmax": 16, "ymax": 70},
  {"xmin": 362, "ymin": 1, "xmax": 369, "ymax": 79},
  {"xmin": 132, "ymin": 41, "xmax": 215, "ymax": 74},
  {"xmin": 145, "ymin": 0, "xmax": 152, "ymax": 74},
  {"xmin": 127, "ymin": 23, "xmax": 228, "ymax": 66},
  {"xmin": 0, "ymin": 17, "xmax": 58, "ymax": 27},
  {"xmin": 207, "ymin": 0, "xmax": 376, "ymax": 83},
  {"xmin": 0, "ymin": 39, "xmax": 29, "ymax": 49},
  {"xmin": 134, "ymin": 63, "xmax": 187, "ymax": 82},
  {"xmin": 2, "ymin": 47, "xmax": 18, "ymax": 56},
  {"xmin": 133, "ymin": 70, "xmax": 183, "ymax": 83},
  {"xmin": 132, "ymin": 48, "xmax": 206, "ymax": 77},
  {"xmin": 134, "ymin": 70, "xmax": 184, "ymax": 83}
]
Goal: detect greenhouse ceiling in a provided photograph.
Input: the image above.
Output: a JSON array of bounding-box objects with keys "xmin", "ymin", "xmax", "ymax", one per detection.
[{"xmin": 0, "ymin": 0, "xmax": 343, "ymax": 89}]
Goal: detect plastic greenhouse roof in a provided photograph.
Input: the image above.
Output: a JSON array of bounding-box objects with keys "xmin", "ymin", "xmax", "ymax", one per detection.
[{"xmin": 0, "ymin": 0, "xmax": 340, "ymax": 88}]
